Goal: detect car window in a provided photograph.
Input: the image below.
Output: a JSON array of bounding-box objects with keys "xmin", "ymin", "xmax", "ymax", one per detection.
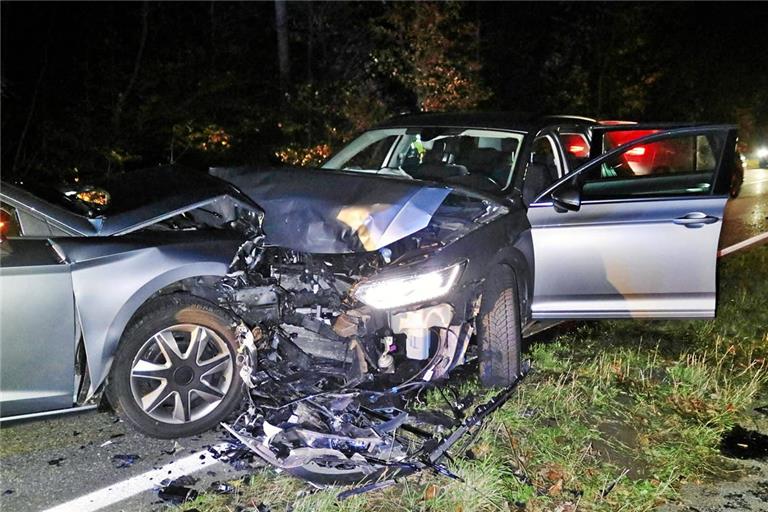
[
  {"xmin": 0, "ymin": 203, "xmax": 22, "ymax": 237},
  {"xmin": 579, "ymin": 132, "xmax": 726, "ymax": 199},
  {"xmin": 323, "ymin": 128, "xmax": 524, "ymax": 193},
  {"xmin": 339, "ymin": 135, "xmax": 398, "ymax": 170},
  {"xmin": 521, "ymin": 136, "xmax": 562, "ymax": 205},
  {"xmin": 559, "ymin": 132, "xmax": 590, "ymax": 170}
]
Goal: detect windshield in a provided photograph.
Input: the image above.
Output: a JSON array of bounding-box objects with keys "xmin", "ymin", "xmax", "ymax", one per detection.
[{"xmin": 322, "ymin": 128, "xmax": 524, "ymax": 193}]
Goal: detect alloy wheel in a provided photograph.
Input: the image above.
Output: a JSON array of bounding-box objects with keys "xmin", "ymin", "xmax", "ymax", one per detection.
[{"xmin": 129, "ymin": 324, "xmax": 234, "ymax": 424}]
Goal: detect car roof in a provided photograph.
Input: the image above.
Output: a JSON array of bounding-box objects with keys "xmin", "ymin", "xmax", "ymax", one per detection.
[{"xmin": 375, "ymin": 111, "xmax": 598, "ymax": 132}]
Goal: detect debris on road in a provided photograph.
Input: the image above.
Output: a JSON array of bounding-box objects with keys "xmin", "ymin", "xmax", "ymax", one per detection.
[
  {"xmin": 157, "ymin": 475, "xmax": 200, "ymax": 504},
  {"xmin": 220, "ymin": 323, "xmax": 530, "ymax": 495},
  {"xmin": 111, "ymin": 454, "xmax": 140, "ymax": 469}
]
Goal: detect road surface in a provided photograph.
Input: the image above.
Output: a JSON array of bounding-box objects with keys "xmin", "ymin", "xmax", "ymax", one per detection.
[
  {"xmin": 721, "ymin": 167, "xmax": 768, "ymax": 249},
  {"xmin": 1, "ymin": 169, "xmax": 766, "ymax": 512}
]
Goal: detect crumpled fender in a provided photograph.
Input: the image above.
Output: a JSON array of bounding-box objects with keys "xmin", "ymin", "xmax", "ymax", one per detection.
[{"xmin": 55, "ymin": 235, "xmax": 241, "ymax": 397}]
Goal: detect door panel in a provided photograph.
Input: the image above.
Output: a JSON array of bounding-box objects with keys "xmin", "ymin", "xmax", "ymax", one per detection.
[
  {"xmin": 528, "ymin": 126, "xmax": 736, "ymax": 319},
  {"xmin": 0, "ymin": 239, "xmax": 76, "ymax": 416},
  {"xmin": 529, "ymin": 196, "xmax": 726, "ymax": 318}
]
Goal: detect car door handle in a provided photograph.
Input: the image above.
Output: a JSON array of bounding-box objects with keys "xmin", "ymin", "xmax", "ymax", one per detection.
[{"xmin": 673, "ymin": 212, "xmax": 719, "ymax": 227}]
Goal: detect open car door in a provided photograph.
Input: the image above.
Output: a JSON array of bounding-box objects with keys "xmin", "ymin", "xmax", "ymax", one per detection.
[{"xmin": 527, "ymin": 125, "xmax": 737, "ymax": 319}]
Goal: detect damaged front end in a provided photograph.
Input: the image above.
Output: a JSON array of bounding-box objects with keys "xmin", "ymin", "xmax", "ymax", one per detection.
[{"xmin": 205, "ymin": 180, "xmax": 526, "ymax": 491}]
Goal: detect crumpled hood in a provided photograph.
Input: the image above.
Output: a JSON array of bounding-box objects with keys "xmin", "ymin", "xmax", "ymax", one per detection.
[{"xmin": 213, "ymin": 166, "xmax": 468, "ymax": 254}]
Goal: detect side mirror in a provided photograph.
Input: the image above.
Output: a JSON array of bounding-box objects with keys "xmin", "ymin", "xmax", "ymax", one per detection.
[{"xmin": 551, "ymin": 185, "xmax": 581, "ymax": 213}]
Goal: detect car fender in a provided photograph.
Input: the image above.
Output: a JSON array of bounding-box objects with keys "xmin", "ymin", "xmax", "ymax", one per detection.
[
  {"xmin": 485, "ymin": 235, "xmax": 534, "ymax": 324},
  {"xmin": 55, "ymin": 236, "xmax": 241, "ymax": 398}
]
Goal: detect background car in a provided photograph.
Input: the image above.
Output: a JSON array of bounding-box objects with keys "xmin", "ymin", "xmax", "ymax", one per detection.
[{"xmin": 0, "ymin": 168, "xmax": 262, "ymax": 437}]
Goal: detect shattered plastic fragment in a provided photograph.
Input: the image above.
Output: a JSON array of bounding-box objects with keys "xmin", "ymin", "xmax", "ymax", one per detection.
[
  {"xmin": 208, "ymin": 481, "xmax": 236, "ymax": 494},
  {"xmin": 222, "ymin": 348, "xmax": 530, "ymax": 495},
  {"xmin": 112, "ymin": 454, "xmax": 140, "ymax": 468},
  {"xmin": 157, "ymin": 485, "xmax": 198, "ymax": 504}
]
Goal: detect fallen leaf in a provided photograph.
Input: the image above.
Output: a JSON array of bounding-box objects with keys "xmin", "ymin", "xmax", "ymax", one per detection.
[
  {"xmin": 548, "ymin": 479, "xmax": 563, "ymax": 496},
  {"xmin": 424, "ymin": 484, "xmax": 439, "ymax": 500}
]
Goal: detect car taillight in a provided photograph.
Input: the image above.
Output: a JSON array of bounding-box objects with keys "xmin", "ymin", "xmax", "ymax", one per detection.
[
  {"xmin": 626, "ymin": 146, "xmax": 646, "ymax": 157},
  {"xmin": 561, "ymin": 133, "xmax": 590, "ymax": 158},
  {"xmin": 568, "ymin": 144, "xmax": 587, "ymax": 154}
]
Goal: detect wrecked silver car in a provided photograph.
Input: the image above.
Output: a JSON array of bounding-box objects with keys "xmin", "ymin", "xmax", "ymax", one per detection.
[
  {"xmin": 205, "ymin": 115, "xmax": 738, "ymax": 487},
  {"xmin": 0, "ymin": 114, "xmax": 739, "ymax": 469}
]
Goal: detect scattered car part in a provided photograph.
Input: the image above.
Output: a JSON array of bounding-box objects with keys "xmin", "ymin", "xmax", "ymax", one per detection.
[{"xmin": 220, "ymin": 317, "xmax": 530, "ymax": 493}]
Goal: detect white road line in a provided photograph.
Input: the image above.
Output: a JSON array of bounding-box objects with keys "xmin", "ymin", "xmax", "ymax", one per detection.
[
  {"xmin": 718, "ymin": 231, "xmax": 768, "ymax": 258},
  {"xmin": 42, "ymin": 442, "xmax": 231, "ymax": 512}
]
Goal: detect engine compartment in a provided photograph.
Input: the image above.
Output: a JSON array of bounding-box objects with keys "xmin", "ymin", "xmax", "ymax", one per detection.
[{"xmin": 200, "ymin": 234, "xmax": 507, "ymax": 490}]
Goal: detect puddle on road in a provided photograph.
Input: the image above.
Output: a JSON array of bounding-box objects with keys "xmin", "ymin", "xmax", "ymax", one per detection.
[{"xmin": 720, "ymin": 425, "xmax": 768, "ymax": 460}]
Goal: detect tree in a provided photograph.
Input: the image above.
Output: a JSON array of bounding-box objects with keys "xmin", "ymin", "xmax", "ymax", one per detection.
[{"xmin": 371, "ymin": 2, "xmax": 491, "ymax": 112}]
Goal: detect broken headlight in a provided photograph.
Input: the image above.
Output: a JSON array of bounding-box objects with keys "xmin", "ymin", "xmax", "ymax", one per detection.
[{"xmin": 353, "ymin": 261, "xmax": 464, "ymax": 310}]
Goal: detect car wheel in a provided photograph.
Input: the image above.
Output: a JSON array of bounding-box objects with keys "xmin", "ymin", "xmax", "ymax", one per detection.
[
  {"xmin": 109, "ymin": 294, "xmax": 242, "ymax": 438},
  {"xmin": 477, "ymin": 267, "xmax": 522, "ymax": 388}
]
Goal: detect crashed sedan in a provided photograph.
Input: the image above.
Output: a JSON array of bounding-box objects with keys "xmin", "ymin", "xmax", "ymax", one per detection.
[
  {"xmin": 0, "ymin": 113, "xmax": 739, "ymax": 486},
  {"xmin": 208, "ymin": 114, "xmax": 739, "ymax": 487},
  {"xmin": 0, "ymin": 168, "xmax": 263, "ymax": 437}
]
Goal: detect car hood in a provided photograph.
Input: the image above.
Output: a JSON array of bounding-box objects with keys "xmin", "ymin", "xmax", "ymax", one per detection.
[{"xmin": 212, "ymin": 166, "xmax": 505, "ymax": 254}]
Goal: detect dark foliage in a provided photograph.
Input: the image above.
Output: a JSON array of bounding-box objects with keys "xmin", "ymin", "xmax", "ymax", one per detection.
[{"xmin": 2, "ymin": 1, "xmax": 766, "ymax": 183}]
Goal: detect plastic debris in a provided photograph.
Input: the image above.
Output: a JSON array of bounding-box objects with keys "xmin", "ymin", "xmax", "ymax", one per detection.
[{"xmin": 111, "ymin": 454, "xmax": 140, "ymax": 468}]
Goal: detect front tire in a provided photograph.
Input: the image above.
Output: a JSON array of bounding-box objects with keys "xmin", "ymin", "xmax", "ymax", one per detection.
[
  {"xmin": 109, "ymin": 294, "xmax": 242, "ymax": 438},
  {"xmin": 477, "ymin": 267, "xmax": 522, "ymax": 388}
]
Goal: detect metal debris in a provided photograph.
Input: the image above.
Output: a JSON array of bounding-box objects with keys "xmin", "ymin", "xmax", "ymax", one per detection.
[
  {"xmin": 209, "ymin": 230, "xmax": 531, "ymax": 496},
  {"xmin": 222, "ymin": 345, "xmax": 530, "ymax": 495}
]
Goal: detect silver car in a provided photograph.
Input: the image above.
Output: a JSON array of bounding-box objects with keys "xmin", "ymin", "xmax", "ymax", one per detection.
[
  {"xmin": 0, "ymin": 115, "xmax": 738, "ymax": 439},
  {"xmin": 1, "ymin": 167, "xmax": 263, "ymax": 437}
]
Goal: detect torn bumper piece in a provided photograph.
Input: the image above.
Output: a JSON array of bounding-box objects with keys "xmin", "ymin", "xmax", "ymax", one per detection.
[{"xmin": 221, "ymin": 361, "xmax": 530, "ymax": 497}]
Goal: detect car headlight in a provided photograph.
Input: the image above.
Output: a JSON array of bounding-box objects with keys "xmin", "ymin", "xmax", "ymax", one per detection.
[
  {"xmin": 757, "ymin": 147, "xmax": 768, "ymax": 159},
  {"xmin": 353, "ymin": 262, "xmax": 464, "ymax": 310}
]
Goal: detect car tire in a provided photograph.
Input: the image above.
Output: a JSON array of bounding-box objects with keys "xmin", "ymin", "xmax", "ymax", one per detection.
[
  {"xmin": 108, "ymin": 294, "xmax": 242, "ymax": 438},
  {"xmin": 477, "ymin": 267, "xmax": 522, "ymax": 388}
]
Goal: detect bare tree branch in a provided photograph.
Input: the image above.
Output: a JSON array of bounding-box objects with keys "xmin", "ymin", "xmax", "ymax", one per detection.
[
  {"xmin": 112, "ymin": 1, "xmax": 149, "ymax": 133},
  {"xmin": 12, "ymin": 45, "xmax": 48, "ymax": 174}
]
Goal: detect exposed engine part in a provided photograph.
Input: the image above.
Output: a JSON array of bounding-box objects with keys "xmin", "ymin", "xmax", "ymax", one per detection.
[
  {"xmin": 391, "ymin": 304, "xmax": 453, "ymax": 360},
  {"xmin": 377, "ymin": 335, "xmax": 395, "ymax": 373},
  {"xmin": 213, "ymin": 231, "xmax": 519, "ymax": 494}
]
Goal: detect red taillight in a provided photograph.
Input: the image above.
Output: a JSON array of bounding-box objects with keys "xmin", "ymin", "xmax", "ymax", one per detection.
[
  {"xmin": 626, "ymin": 146, "xmax": 646, "ymax": 157},
  {"xmin": 561, "ymin": 133, "xmax": 590, "ymax": 158},
  {"xmin": 0, "ymin": 210, "xmax": 9, "ymax": 239},
  {"xmin": 568, "ymin": 144, "xmax": 586, "ymax": 154}
]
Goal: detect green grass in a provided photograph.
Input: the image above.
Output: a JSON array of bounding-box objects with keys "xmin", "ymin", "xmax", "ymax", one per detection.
[{"xmin": 180, "ymin": 245, "xmax": 768, "ymax": 512}]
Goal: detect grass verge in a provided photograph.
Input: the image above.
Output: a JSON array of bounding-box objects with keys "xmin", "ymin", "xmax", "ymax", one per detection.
[{"xmin": 179, "ymin": 245, "xmax": 768, "ymax": 512}]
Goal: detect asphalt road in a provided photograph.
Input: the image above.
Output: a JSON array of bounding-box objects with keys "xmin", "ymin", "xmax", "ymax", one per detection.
[
  {"xmin": 721, "ymin": 167, "xmax": 768, "ymax": 248},
  {"xmin": 0, "ymin": 410, "xmax": 253, "ymax": 512},
  {"xmin": 1, "ymin": 169, "xmax": 766, "ymax": 512}
]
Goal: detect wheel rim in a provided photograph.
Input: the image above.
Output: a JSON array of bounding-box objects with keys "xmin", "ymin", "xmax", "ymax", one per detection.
[{"xmin": 129, "ymin": 324, "xmax": 234, "ymax": 424}]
